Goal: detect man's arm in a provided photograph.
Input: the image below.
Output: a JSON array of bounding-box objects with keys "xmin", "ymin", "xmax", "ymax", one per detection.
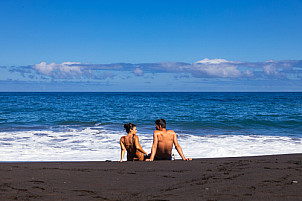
[
  {"xmin": 173, "ymin": 132, "xmax": 192, "ymax": 161},
  {"xmin": 146, "ymin": 131, "xmax": 158, "ymax": 161},
  {"xmin": 120, "ymin": 137, "xmax": 126, "ymax": 162}
]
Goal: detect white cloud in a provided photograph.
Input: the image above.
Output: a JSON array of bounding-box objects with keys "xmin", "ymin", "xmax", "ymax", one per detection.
[
  {"xmin": 244, "ymin": 70, "xmax": 254, "ymax": 77},
  {"xmin": 33, "ymin": 62, "xmax": 57, "ymax": 75},
  {"xmin": 191, "ymin": 59, "xmax": 242, "ymax": 78},
  {"xmin": 192, "ymin": 63, "xmax": 242, "ymax": 78},
  {"xmin": 32, "ymin": 62, "xmax": 85, "ymax": 79},
  {"xmin": 195, "ymin": 58, "xmax": 229, "ymax": 64},
  {"xmin": 9, "ymin": 59, "xmax": 301, "ymax": 81},
  {"xmin": 263, "ymin": 63, "xmax": 278, "ymax": 76},
  {"xmin": 30, "ymin": 59, "xmax": 250, "ymax": 79},
  {"xmin": 133, "ymin": 68, "xmax": 143, "ymax": 76}
]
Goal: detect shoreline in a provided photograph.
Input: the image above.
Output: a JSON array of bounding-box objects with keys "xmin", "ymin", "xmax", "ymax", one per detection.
[
  {"xmin": 1, "ymin": 153, "xmax": 302, "ymax": 200},
  {"xmin": 0, "ymin": 152, "xmax": 301, "ymax": 162}
]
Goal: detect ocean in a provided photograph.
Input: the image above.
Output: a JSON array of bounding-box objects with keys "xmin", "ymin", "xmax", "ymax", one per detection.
[{"xmin": 0, "ymin": 92, "xmax": 301, "ymax": 161}]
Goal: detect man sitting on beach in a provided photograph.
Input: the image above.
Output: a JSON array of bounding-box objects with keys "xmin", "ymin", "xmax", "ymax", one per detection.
[{"xmin": 146, "ymin": 119, "xmax": 192, "ymax": 161}]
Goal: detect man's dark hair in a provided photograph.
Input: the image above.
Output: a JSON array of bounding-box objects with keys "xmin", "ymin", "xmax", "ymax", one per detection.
[{"xmin": 155, "ymin": 119, "xmax": 166, "ymax": 128}]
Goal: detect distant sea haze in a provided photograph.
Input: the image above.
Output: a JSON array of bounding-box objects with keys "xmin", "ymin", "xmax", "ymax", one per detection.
[{"xmin": 0, "ymin": 92, "xmax": 301, "ymax": 161}]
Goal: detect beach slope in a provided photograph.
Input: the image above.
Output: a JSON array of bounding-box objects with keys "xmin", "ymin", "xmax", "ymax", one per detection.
[{"xmin": 1, "ymin": 154, "xmax": 302, "ymax": 201}]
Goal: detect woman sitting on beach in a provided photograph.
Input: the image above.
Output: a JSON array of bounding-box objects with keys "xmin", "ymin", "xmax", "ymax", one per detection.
[{"xmin": 120, "ymin": 123, "xmax": 148, "ymax": 162}]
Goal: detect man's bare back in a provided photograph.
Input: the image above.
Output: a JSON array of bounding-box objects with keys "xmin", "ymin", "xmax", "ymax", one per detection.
[
  {"xmin": 154, "ymin": 129, "xmax": 175, "ymax": 159},
  {"xmin": 147, "ymin": 119, "xmax": 192, "ymax": 161}
]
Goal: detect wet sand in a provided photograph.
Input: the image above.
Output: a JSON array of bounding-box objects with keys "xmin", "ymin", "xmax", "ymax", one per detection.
[{"xmin": 1, "ymin": 154, "xmax": 302, "ymax": 201}]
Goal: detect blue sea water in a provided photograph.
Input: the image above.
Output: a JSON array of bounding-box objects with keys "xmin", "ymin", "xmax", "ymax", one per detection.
[{"xmin": 0, "ymin": 92, "xmax": 302, "ymax": 161}]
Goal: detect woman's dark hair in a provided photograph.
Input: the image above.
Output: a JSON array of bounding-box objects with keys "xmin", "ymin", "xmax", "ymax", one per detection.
[
  {"xmin": 155, "ymin": 119, "xmax": 166, "ymax": 128},
  {"xmin": 124, "ymin": 123, "xmax": 136, "ymax": 133}
]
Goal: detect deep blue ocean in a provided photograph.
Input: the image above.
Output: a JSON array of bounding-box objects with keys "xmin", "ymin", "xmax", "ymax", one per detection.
[{"xmin": 0, "ymin": 92, "xmax": 301, "ymax": 161}]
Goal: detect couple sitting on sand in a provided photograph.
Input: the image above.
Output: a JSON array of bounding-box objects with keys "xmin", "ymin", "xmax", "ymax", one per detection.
[{"xmin": 120, "ymin": 119, "xmax": 192, "ymax": 162}]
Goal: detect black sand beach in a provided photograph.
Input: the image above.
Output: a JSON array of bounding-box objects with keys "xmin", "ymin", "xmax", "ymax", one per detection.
[{"xmin": 1, "ymin": 154, "xmax": 302, "ymax": 201}]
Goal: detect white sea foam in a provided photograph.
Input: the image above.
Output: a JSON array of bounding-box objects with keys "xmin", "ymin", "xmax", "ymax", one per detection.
[{"xmin": 0, "ymin": 126, "xmax": 301, "ymax": 161}]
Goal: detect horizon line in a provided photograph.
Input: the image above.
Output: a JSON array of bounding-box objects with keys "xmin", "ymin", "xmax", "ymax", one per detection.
[{"xmin": 1, "ymin": 91, "xmax": 302, "ymax": 93}]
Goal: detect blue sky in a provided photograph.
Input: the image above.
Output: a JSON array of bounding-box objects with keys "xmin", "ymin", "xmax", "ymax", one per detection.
[{"xmin": 1, "ymin": 0, "xmax": 302, "ymax": 92}]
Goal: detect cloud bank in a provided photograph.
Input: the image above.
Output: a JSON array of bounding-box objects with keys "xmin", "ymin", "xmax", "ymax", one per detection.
[{"xmin": 8, "ymin": 59, "xmax": 302, "ymax": 81}]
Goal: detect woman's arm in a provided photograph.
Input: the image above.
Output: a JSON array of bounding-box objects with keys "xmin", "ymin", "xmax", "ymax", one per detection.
[
  {"xmin": 120, "ymin": 137, "xmax": 126, "ymax": 162},
  {"xmin": 134, "ymin": 136, "xmax": 148, "ymax": 155}
]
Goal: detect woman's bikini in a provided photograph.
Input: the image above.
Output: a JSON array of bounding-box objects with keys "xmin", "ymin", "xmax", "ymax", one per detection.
[{"xmin": 123, "ymin": 135, "xmax": 144, "ymax": 161}]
